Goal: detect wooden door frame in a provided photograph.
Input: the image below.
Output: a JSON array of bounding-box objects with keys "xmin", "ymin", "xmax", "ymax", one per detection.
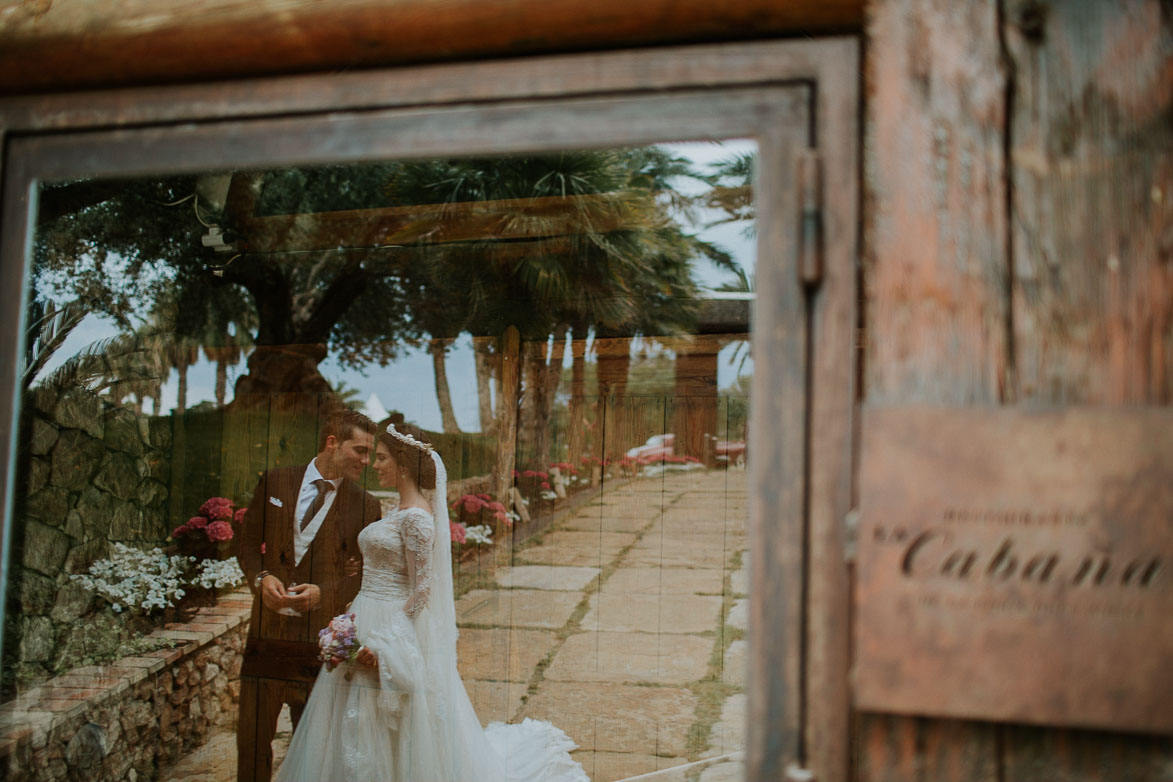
[{"xmin": 0, "ymin": 38, "xmax": 859, "ymax": 781}]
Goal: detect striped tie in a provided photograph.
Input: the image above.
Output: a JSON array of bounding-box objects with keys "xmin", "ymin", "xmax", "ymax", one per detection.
[{"xmin": 299, "ymin": 479, "xmax": 333, "ymax": 532}]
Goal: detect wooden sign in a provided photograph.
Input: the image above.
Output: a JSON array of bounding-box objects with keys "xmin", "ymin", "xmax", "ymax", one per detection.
[{"xmin": 854, "ymin": 406, "xmax": 1173, "ymax": 733}]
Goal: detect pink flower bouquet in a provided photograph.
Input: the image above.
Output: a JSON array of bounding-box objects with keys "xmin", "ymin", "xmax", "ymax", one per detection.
[{"xmin": 319, "ymin": 612, "xmax": 361, "ymax": 678}]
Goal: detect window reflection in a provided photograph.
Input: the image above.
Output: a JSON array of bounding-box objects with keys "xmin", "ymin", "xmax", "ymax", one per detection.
[{"xmin": 6, "ymin": 143, "xmax": 754, "ymax": 781}]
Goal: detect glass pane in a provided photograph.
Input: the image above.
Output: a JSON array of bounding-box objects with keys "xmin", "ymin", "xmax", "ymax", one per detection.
[{"xmin": 6, "ymin": 143, "xmax": 754, "ymax": 781}]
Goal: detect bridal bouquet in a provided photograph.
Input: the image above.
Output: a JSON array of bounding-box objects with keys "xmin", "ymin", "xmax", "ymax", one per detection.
[{"xmin": 319, "ymin": 612, "xmax": 361, "ymax": 676}]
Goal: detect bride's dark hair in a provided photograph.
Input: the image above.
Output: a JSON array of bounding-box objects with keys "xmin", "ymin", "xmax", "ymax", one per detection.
[{"xmin": 377, "ymin": 413, "xmax": 437, "ymax": 490}]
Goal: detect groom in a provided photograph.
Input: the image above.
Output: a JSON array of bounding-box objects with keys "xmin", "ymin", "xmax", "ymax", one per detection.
[{"xmin": 235, "ymin": 407, "xmax": 383, "ymax": 782}]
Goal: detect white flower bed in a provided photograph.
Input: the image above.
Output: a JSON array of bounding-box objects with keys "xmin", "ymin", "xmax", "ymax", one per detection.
[{"xmin": 71, "ymin": 543, "xmax": 244, "ymax": 613}]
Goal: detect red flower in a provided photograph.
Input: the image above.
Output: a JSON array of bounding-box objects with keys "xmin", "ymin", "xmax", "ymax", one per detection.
[
  {"xmin": 541, "ymin": 481, "xmax": 551, "ymax": 490},
  {"xmin": 206, "ymin": 521, "xmax": 234, "ymax": 542},
  {"xmin": 199, "ymin": 497, "xmax": 236, "ymax": 520},
  {"xmin": 234, "ymin": 508, "xmax": 248, "ymax": 524},
  {"xmin": 186, "ymin": 515, "xmax": 208, "ymax": 530},
  {"xmin": 450, "ymin": 521, "xmax": 467, "ymax": 545},
  {"xmin": 477, "ymin": 493, "xmax": 492, "ymax": 501},
  {"xmin": 261, "ymin": 542, "xmax": 266, "ymax": 554},
  {"xmin": 171, "ymin": 524, "xmax": 189, "ymax": 538}
]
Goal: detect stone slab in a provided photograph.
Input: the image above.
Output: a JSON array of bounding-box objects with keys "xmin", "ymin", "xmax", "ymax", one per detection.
[
  {"xmin": 521, "ymin": 681, "xmax": 697, "ymax": 755},
  {"xmin": 544, "ymin": 631, "xmax": 712, "ymax": 685},
  {"xmin": 515, "ymin": 531, "xmax": 636, "ymax": 567},
  {"xmin": 599, "ymin": 566, "xmax": 726, "ymax": 596},
  {"xmin": 704, "ymin": 693, "xmax": 747, "ymax": 756},
  {"xmin": 730, "ymin": 563, "xmax": 748, "ymax": 596},
  {"xmin": 560, "ymin": 514, "xmax": 652, "ymax": 534},
  {"xmin": 622, "ymin": 536, "xmax": 733, "ymax": 569},
  {"xmin": 456, "ymin": 627, "xmax": 557, "ymax": 682},
  {"xmin": 494, "ymin": 565, "xmax": 600, "ymax": 591},
  {"xmin": 455, "ymin": 589, "xmax": 580, "ymax": 629},
  {"xmin": 464, "ymin": 679, "xmax": 528, "ymax": 726},
  {"xmin": 581, "ymin": 592, "xmax": 723, "ymax": 635},
  {"xmin": 700, "ymin": 759, "xmax": 746, "ymax": 782},
  {"xmin": 721, "ymin": 640, "xmax": 746, "ymax": 686},
  {"xmin": 570, "ymin": 750, "xmax": 687, "ymax": 782},
  {"xmin": 726, "ymin": 598, "xmax": 748, "ymax": 631}
]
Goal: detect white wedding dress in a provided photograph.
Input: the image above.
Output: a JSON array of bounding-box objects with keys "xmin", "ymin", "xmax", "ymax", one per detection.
[{"xmin": 274, "ymin": 454, "xmax": 589, "ymax": 782}]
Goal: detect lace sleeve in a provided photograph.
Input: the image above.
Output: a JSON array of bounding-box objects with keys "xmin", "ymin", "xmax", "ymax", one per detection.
[{"xmin": 401, "ymin": 508, "xmax": 435, "ymax": 619}]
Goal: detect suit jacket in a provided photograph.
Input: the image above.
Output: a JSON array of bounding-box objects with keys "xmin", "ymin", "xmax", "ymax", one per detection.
[{"xmin": 235, "ymin": 464, "xmax": 382, "ymax": 682}]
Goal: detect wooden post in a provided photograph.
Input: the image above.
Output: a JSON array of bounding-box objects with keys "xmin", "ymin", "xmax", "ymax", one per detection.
[{"xmin": 492, "ymin": 326, "xmax": 520, "ymax": 503}]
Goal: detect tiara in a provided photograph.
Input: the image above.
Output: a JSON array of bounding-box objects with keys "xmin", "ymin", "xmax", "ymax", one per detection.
[{"xmin": 386, "ymin": 422, "xmax": 433, "ymax": 453}]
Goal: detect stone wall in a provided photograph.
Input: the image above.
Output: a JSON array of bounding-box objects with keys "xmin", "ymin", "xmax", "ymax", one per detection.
[
  {"xmin": 8, "ymin": 387, "xmax": 173, "ymax": 685},
  {"xmin": 0, "ymin": 592, "xmax": 250, "ymax": 782}
]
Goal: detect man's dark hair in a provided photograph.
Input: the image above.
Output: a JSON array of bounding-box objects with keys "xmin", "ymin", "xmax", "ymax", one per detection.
[{"xmin": 318, "ymin": 408, "xmax": 376, "ymax": 452}]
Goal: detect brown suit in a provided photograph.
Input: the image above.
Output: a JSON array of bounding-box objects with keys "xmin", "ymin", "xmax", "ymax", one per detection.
[{"xmin": 234, "ymin": 464, "xmax": 381, "ymax": 782}]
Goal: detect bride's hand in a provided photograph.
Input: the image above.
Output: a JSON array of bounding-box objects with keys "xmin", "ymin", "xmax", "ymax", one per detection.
[{"xmin": 355, "ymin": 646, "xmax": 378, "ymax": 667}]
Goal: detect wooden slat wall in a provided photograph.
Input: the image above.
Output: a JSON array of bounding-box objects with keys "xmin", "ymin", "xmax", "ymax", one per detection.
[{"xmin": 861, "ymin": 0, "xmax": 1173, "ymax": 779}]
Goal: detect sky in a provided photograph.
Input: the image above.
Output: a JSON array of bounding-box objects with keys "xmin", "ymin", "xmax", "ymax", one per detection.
[{"xmin": 37, "ymin": 139, "xmax": 757, "ymax": 431}]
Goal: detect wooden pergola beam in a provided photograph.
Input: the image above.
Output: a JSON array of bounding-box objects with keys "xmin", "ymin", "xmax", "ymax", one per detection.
[{"xmin": 0, "ymin": 0, "xmax": 862, "ymax": 95}]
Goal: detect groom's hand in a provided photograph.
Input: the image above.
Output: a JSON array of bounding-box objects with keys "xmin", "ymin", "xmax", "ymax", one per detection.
[
  {"xmin": 259, "ymin": 575, "xmax": 289, "ymax": 612},
  {"xmin": 287, "ymin": 582, "xmax": 322, "ymax": 611}
]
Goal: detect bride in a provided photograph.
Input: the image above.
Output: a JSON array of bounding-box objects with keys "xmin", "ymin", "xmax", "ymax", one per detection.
[{"xmin": 274, "ymin": 417, "xmax": 589, "ymax": 782}]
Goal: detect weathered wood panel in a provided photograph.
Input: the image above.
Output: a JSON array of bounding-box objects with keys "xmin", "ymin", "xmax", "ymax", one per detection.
[
  {"xmin": 0, "ymin": 0, "xmax": 863, "ymax": 94},
  {"xmin": 1006, "ymin": 0, "xmax": 1173, "ymax": 405},
  {"xmin": 862, "ymin": 0, "xmax": 1173, "ymax": 778},
  {"xmin": 805, "ymin": 39, "xmax": 860, "ymax": 782},
  {"xmin": 1001, "ymin": 0, "xmax": 1173, "ymax": 777},
  {"xmin": 861, "ymin": 0, "xmax": 1008, "ymax": 775},
  {"xmin": 863, "ymin": 0, "xmax": 1009, "ymax": 406}
]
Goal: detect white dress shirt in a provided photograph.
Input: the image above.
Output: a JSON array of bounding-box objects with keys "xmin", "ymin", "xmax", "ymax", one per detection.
[{"xmin": 293, "ymin": 458, "xmax": 341, "ymax": 566}]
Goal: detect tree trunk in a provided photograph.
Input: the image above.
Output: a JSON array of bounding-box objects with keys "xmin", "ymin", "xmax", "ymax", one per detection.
[
  {"xmin": 176, "ymin": 364, "xmax": 188, "ymax": 415},
  {"xmin": 492, "ymin": 327, "xmax": 521, "ymax": 501},
  {"xmin": 231, "ymin": 343, "xmax": 332, "ymax": 400},
  {"xmin": 428, "ymin": 338, "xmax": 461, "ymax": 434},
  {"xmin": 473, "ymin": 337, "xmax": 496, "ymax": 435},
  {"xmin": 215, "ymin": 359, "xmax": 228, "ymax": 407},
  {"xmin": 537, "ymin": 325, "xmax": 569, "ymax": 465},
  {"xmin": 518, "ymin": 338, "xmax": 548, "ymax": 468},
  {"xmin": 566, "ymin": 328, "xmax": 590, "ymax": 466}
]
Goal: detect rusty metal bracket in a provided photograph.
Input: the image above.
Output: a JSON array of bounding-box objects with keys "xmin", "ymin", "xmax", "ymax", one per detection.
[{"xmin": 796, "ymin": 148, "xmax": 823, "ymax": 288}]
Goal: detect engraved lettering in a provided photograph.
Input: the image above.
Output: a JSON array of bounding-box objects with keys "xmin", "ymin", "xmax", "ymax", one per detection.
[
  {"xmin": 901, "ymin": 531, "xmax": 946, "ymax": 576},
  {"xmin": 1021, "ymin": 554, "xmax": 1059, "ymax": 583},
  {"xmin": 986, "ymin": 538, "xmax": 1017, "ymax": 580}
]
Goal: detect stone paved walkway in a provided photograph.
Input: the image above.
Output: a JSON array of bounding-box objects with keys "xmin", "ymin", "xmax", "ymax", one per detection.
[{"xmin": 163, "ymin": 468, "xmax": 747, "ymax": 782}]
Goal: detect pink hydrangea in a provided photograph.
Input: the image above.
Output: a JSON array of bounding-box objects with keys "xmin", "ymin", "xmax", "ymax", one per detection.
[
  {"xmin": 171, "ymin": 524, "xmax": 189, "ymax": 538},
  {"xmin": 206, "ymin": 520, "xmax": 234, "ymax": 542},
  {"xmin": 477, "ymin": 493, "xmax": 492, "ymax": 501},
  {"xmin": 450, "ymin": 521, "xmax": 467, "ymax": 545},
  {"xmin": 187, "ymin": 516, "xmax": 209, "ymax": 530},
  {"xmin": 462, "ymin": 495, "xmax": 485, "ymax": 514},
  {"xmin": 199, "ymin": 497, "xmax": 236, "ymax": 520},
  {"xmin": 541, "ymin": 481, "xmax": 551, "ymax": 490},
  {"xmin": 234, "ymin": 508, "xmax": 248, "ymax": 524}
]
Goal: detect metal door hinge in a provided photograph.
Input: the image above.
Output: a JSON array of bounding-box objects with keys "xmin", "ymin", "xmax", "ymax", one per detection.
[
  {"xmin": 843, "ymin": 508, "xmax": 860, "ymax": 564},
  {"xmin": 785, "ymin": 763, "xmax": 816, "ymax": 782},
  {"xmin": 796, "ymin": 149, "xmax": 823, "ymax": 288}
]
